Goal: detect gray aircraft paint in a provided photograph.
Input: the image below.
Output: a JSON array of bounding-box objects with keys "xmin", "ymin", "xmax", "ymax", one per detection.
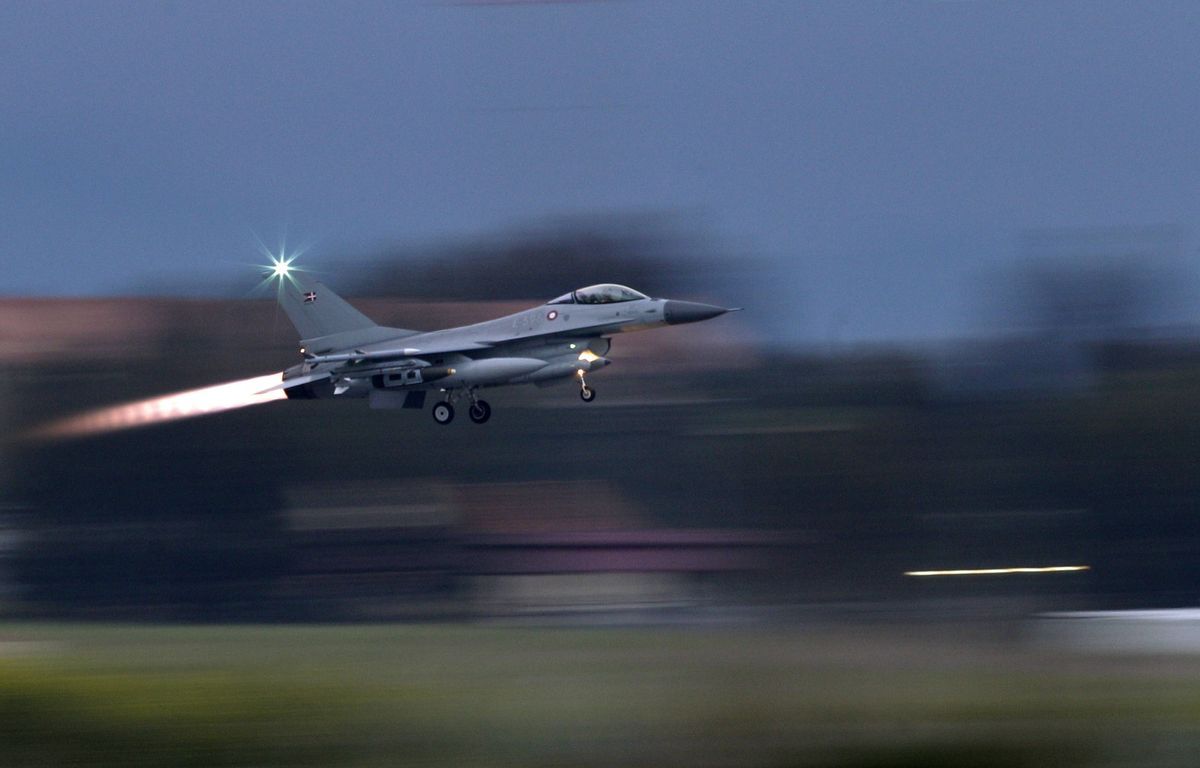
[{"xmin": 274, "ymin": 269, "xmax": 734, "ymax": 421}]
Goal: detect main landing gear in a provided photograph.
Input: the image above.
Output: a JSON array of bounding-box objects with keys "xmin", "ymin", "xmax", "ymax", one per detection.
[
  {"xmin": 433, "ymin": 390, "xmax": 491, "ymax": 425},
  {"xmin": 432, "ymin": 401, "xmax": 454, "ymax": 424},
  {"xmin": 577, "ymin": 370, "xmax": 596, "ymax": 402},
  {"xmin": 468, "ymin": 399, "xmax": 491, "ymax": 424}
]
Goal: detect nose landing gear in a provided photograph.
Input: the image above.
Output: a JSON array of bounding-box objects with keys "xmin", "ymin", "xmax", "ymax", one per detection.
[{"xmin": 577, "ymin": 370, "xmax": 596, "ymax": 402}]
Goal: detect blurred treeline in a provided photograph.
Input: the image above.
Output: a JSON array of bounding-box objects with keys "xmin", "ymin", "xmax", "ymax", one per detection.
[
  {"xmin": 342, "ymin": 213, "xmax": 741, "ymax": 302},
  {"xmin": 3, "ymin": 219, "xmax": 1200, "ymax": 619}
]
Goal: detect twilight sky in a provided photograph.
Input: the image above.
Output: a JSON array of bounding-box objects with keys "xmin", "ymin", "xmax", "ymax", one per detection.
[{"xmin": 4, "ymin": 1, "xmax": 1200, "ymax": 342}]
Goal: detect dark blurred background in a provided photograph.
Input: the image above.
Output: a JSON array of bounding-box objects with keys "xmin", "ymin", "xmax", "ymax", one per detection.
[{"xmin": 4, "ymin": 217, "xmax": 1200, "ymax": 621}]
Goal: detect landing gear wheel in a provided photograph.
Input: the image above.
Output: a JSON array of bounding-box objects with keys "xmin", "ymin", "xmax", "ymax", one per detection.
[
  {"xmin": 580, "ymin": 386, "xmax": 596, "ymax": 403},
  {"xmin": 468, "ymin": 400, "xmax": 492, "ymax": 424},
  {"xmin": 432, "ymin": 402, "xmax": 455, "ymax": 424}
]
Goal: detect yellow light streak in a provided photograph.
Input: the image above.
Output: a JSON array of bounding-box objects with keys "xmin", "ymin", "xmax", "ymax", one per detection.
[
  {"xmin": 905, "ymin": 565, "xmax": 1091, "ymax": 577},
  {"xmin": 28, "ymin": 372, "xmax": 287, "ymax": 440},
  {"xmin": 578, "ymin": 350, "xmax": 600, "ymax": 363}
]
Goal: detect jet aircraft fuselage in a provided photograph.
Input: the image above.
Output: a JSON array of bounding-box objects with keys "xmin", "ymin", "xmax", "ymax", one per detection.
[{"xmin": 275, "ymin": 275, "xmax": 735, "ymax": 425}]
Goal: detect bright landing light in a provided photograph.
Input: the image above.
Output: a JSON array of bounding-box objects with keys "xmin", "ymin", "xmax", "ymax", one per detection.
[
  {"xmin": 27, "ymin": 372, "xmax": 287, "ymax": 440},
  {"xmin": 905, "ymin": 565, "xmax": 1091, "ymax": 577},
  {"xmin": 272, "ymin": 256, "xmax": 292, "ymax": 278}
]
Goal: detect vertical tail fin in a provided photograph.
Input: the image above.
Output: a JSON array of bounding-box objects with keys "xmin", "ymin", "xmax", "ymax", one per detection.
[{"xmin": 277, "ymin": 275, "xmax": 378, "ymax": 342}]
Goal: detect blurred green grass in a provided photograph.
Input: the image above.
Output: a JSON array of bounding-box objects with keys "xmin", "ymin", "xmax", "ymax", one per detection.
[{"xmin": 0, "ymin": 623, "xmax": 1196, "ymax": 767}]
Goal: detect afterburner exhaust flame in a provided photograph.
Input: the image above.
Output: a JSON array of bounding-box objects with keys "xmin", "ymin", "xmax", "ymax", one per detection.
[{"xmin": 29, "ymin": 372, "xmax": 287, "ymax": 440}]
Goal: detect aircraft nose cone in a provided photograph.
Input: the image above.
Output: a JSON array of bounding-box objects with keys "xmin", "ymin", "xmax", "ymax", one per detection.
[{"xmin": 663, "ymin": 300, "xmax": 729, "ymax": 325}]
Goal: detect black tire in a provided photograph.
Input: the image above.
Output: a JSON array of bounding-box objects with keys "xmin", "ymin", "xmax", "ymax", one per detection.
[
  {"xmin": 580, "ymin": 386, "xmax": 596, "ymax": 403},
  {"xmin": 468, "ymin": 400, "xmax": 492, "ymax": 424},
  {"xmin": 432, "ymin": 402, "xmax": 455, "ymax": 424}
]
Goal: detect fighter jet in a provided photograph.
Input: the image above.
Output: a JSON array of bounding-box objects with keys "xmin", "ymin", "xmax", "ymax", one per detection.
[{"xmin": 269, "ymin": 261, "xmax": 738, "ymax": 424}]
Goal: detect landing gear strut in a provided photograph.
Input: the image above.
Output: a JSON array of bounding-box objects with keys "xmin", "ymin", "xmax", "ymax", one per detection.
[{"xmin": 577, "ymin": 370, "xmax": 596, "ymax": 402}]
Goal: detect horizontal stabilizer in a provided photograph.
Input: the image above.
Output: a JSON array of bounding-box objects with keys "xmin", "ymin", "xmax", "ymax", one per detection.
[{"xmin": 256, "ymin": 371, "xmax": 332, "ymax": 394}]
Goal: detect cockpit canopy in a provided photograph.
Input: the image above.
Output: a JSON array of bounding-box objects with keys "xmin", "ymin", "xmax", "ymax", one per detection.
[{"xmin": 547, "ymin": 284, "xmax": 650, "ymax": 305}]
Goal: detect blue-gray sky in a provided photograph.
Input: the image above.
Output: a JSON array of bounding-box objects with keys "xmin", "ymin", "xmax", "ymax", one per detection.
[{"xmin": 4, "ymin": 1, "xmax": 1200, "ymax": 342}]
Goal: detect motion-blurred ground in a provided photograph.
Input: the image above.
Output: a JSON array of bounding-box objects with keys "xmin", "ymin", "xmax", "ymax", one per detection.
[{"xmin": 2, "ymin": 621, "xmax": 1199, "ymax": 768}]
